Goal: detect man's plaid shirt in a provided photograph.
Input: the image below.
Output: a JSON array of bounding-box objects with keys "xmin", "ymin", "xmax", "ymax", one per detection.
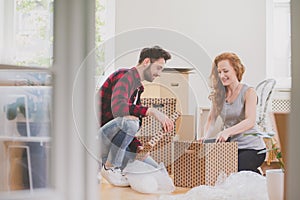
[{"xmin": 98, "ymin": 67, "xmax": 148, "ymax": 151}]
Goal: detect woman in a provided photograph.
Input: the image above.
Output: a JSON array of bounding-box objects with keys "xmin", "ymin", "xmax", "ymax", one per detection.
[{"xmin": 203, "ymin": 52, "xmax": 266, "ymax": 173}]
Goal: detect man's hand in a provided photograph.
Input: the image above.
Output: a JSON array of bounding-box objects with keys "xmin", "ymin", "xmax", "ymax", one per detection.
[
  {"xmin": 136, "ymin": 145, "xmax": 151, "ymax": 161},
  {"xmin": 137, "ymin": 146, "xmax": 144, "ymax": 153},
  {"xmin": 147, "ymin": 108, "xmax": 174, "ymax": 133},
  {"xmin": 160, "ymin": 115, "xmax": 174, "ymax": 133}
]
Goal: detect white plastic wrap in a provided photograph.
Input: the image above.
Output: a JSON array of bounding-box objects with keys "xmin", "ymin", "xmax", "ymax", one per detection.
[
  {"xmin": 123, "ymin": 160, "xmax": 175, "ymax": 194},
  {"xmin": 160, "ymin": 171, "xmax": 268, "ymax": 200}
]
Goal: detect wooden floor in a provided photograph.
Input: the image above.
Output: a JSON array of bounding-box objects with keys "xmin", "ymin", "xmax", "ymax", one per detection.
[
  {"xmin": 99, "ymin": 162, "xmax": 279, "ymax": 200},
  {"xmin": 100, "ymin": 179, "xmax": 190, "ymax": 200}
]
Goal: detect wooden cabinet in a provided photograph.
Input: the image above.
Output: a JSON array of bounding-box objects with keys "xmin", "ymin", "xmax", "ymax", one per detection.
[{"xmin": 1, "ymin": 141, "xmax": 26, "ymax": 191}]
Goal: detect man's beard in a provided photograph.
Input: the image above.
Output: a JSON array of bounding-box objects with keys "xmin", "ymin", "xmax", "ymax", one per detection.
[{"xmin": 143, "ymin": 64, "xmax": 153, "ymax": 82}]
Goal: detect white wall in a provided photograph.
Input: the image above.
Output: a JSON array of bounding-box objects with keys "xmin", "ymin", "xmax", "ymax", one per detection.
[
  {"xmin": 113, "ymin": 0, "xmax": 300, "ymax": 198},
  {"xmin": 115, "ymin": 0, "xmax": 266, "ymax": 86},
  {"xmin": 114, "ymin": 0, "xmax": 266, "ymax": 111}
]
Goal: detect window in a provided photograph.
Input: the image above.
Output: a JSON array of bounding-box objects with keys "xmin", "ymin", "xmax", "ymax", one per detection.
[
  {"xmin": 95, "ymin": 0, "xmax": 115, "ymax": 89},
  {"xmin": 0, "ymin": 0, "xmax": 53, "ymax": 67},
  {"xmin": 0, "ymin": 0, "xmax": 53, "ymax": 195},
  {"xmin": 50, "ymin": 0, "xmax": 98, "ymax": 199},
  {"xmin": 266, "ymin": 0, "xmax": 291, "ymax": 89},
  {"xmin": 1, "ymin": 0, "xmax": 98, "ymax": 199}
]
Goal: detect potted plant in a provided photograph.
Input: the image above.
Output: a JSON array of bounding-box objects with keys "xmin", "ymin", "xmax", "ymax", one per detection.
[{"xmin": 245, "ymin": 132, "xmax": 284, "ymax": 171}]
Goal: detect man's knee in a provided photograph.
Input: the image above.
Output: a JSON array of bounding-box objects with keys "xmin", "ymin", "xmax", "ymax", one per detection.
[{"xmin": 120, "ymin": 116, "xmax": 140, "ymax": 136}]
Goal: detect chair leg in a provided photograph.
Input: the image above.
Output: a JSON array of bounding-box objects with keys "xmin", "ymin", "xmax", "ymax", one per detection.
[{"xmin": 257, "ymin": 166, "xmax": 264, "ymax": 175}]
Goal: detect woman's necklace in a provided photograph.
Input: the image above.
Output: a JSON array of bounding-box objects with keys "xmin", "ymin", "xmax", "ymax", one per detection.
[{"xmin": 225, "ymin": 83, "xmax": 241, "ymax": 103}]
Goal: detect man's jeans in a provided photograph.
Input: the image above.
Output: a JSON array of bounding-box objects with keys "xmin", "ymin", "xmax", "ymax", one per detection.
[
  {"xmin": 99, "ymin": 116, "xmax": 158, "ymax": 169},
  {"xmin": 109, "ymin": 131, "xmax": 159, "ymax": 169},
  {"xmin": 99, "ymin": 117, "xmax": 139, "ymax": 168}
]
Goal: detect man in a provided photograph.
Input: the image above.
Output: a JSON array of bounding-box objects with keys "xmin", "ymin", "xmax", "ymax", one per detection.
[{"xmin": 98, "ymin": 46, "xmax": 174, "ymax": 186}]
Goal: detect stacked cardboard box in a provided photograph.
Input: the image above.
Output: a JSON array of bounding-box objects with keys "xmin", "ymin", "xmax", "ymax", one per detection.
[
  {"xmin": 138, "ymin": 98, "xmax": 238, "ymax": 187},
  {"xmin": 139, "ymin": 98, "xmax": 177, "ymax": 137},
  {"xmin": 173, "ymin": 141, "xmax": 238, "ymax": 187},
  {"xmin": 137, "ymin": 98, "xmax": 177, "ymax": 174}
]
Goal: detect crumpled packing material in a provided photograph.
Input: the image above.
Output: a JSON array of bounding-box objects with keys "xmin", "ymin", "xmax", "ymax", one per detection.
[
  {"xmin": 123, "ymin": 160, "xmax": 175, "ymax": 194},
  {"xmin": 159, "ymin": 171, "xmax": 268, "ymax": 200}
]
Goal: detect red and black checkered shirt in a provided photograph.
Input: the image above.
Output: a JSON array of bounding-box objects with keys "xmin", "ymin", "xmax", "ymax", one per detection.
[{"xmin": 98, "ymin": 67, "xmax": 148, "ymax": 151}]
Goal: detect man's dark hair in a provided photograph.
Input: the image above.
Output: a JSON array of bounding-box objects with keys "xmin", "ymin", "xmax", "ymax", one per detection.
[{"xmin": 138, "ymin": 46, "xmax": 171, "ymax": 64}]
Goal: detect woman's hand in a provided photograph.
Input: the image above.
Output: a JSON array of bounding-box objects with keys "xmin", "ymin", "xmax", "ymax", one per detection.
[
  {"xmin": 198, "ymin": 136, "xmax": 206, "ymax": 143},
  {"xmin": 216, "ymin": 131, "xmax": 231, "ymax": 142}
]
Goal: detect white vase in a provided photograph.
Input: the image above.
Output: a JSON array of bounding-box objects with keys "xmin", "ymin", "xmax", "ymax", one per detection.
[{"xmin": 266, "ymin": 169, "xmax": 284, "ymax": 200}]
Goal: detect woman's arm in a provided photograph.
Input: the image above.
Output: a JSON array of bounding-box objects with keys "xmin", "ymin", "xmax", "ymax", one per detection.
[
  {"xmin": 203, "ymin": 106, "xmax": 218, "ymax": 139},
  {"xmin": 216, "ymin": 87, "xmax": 257, "ymax": 142}
]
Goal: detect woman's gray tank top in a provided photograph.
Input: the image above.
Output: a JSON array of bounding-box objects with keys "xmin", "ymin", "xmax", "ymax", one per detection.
[{"xmin": 220, "ymin": 84, "xmax": 266, "ymax": 150}]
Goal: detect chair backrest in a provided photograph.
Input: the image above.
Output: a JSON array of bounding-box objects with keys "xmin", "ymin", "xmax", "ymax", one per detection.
[{"xmin": 255, "ymin": 78, "xmax": 276, "ymax": 131}]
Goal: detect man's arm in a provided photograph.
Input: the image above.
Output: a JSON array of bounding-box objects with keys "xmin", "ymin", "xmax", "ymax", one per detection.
[
  {"xmin": 111, "ymin": 75, "xmax": 147, "ymax": 118},
  {"xmin": 146, "ymin": 107, "xmax": 174, "ymax": 133}
]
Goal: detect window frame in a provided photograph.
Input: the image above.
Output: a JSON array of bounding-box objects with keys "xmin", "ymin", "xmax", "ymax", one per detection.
[
  {"xmin": 0, "ymin": 0, "xmax": 98, "ymax": 200},
  {"xmin": 0, "ymin": 0, "xmax": 54, "ymax": 68},
  {"xmin": 266, "ymin": 0, "xmax": 291, "ymax": 89}
]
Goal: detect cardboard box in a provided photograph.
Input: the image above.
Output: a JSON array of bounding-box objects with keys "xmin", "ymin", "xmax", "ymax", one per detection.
[
  {"xmin": 139, "ymin": 98, "xmax": 177, "ymax": 137},
  {"xmin": 137, "ymin": 136, "xmax": 173, "ymax": 174},
  {"xmin": 196, "ymin": 107, "xmax": 223, "ymax": 139},
  {"xmin": 137, "ymin": 98, "xmax": 177, "ymax": 174},
  {"xmin": 176, "ymin": 115, "xmax": 195, "ymax": 141},
  {"xmin": 173, "ymin": 141, "xmax": 238, "ymax": 187}
]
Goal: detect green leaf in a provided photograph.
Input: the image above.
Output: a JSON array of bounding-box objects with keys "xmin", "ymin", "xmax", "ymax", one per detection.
[{"xmin": 277, "ymin": 152, "xmax": 282, "ymax": 159}]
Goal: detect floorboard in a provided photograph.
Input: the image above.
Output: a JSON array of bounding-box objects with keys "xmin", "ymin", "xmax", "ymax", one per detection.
[{"xmin": 100, "ymin": 179, "xmax": 190, "ymax": 200}]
